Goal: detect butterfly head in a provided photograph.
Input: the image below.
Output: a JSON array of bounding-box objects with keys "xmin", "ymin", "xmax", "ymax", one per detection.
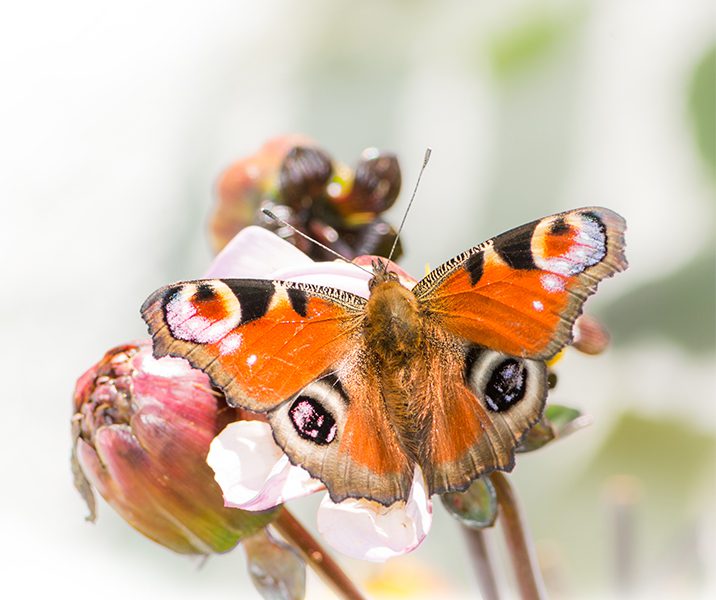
[{"xmin": 368, "ymin": 258, "xmax": 400, "ymax": 291}]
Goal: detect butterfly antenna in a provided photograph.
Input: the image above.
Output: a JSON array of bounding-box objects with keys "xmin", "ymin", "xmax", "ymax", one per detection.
[
  {"xmin": 261, "ymin": 208, "xmax": 374, "ymax": 276},
  {"xmin": 387, "ymin": 147, "xmax": 432, "ymax": 262}
]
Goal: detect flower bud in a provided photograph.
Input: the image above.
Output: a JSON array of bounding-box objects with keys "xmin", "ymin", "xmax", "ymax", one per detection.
[
  {"xmin": 572, "ymin": 314, "xmax": 611, "ymax": 355},
  {"xmin": 72, "ymin": 340, "xmax": 276, "ymax": 555}
]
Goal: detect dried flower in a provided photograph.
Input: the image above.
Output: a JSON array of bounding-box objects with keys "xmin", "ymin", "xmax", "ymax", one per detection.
[
  {"xmin": 211, "ymin": 135, "xmax": 403, "ymax": 261},
  {"xmin": 72, "ymin": 340, "xmax": 276, "ymax": 555}
]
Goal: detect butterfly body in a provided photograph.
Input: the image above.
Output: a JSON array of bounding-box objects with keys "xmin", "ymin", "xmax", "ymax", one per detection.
[
  {"xmin": 365, "ymin": 276, "xmax": 423, "ymax": 366},
  {"xmin": 142, "ymin": 207, "xmax": 627, "ymax": 506}
]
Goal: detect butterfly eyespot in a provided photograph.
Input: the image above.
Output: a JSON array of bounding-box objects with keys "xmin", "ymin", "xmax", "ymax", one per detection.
[
  {"xmin": 464, "ymin": 347, "xmax": 544, "ymax": 415},
  {"xmin": 484, "ymin": 359, "xmax": 527, "ymax": 412},
  {"xmin": 289, "ymin": 396, "xmax": 338, "ymax": 445}
]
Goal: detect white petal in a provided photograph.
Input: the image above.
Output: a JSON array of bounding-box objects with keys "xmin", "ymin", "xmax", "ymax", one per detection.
[
  {"xmin": 272, "ymin": 261, "xmax": 372, "ymax": 299},
  {"xmin": 207, "ymin": 421, "xmax": 323, "ymax": 511},
  {"xmin": 205, "ymin": 226, "xmax": 313, "ymax": 279},
  {"xmin": 316, "ymin": 467, "xmax": 432, "ymax": 562}
]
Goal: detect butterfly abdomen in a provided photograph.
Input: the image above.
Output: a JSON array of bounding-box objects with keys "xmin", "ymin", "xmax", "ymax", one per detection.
[{"xmin": 363, "ymin": 279, "xmax": 431, "ymax": 463}]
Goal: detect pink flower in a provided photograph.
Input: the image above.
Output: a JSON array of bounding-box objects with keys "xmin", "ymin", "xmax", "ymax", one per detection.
[{"xmin": 205, "ymin": 226, "xmax": 433, "ymax": 561}]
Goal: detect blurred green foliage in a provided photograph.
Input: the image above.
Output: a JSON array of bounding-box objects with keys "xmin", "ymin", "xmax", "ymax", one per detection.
[
  {"xmin": 584, "ymin": 411, "xmax": 715, "ymax": 518},
  {"xmin": 604, "ymin": 249, "xmax": 716, "ymax": 353},
  {"xmin": 688, "ymin": 44, "xmax": 716, "ymax": 178},
  {"xmin": 488, "ymin": 8, "xmax": 578, "ymax": 79},
  {"xmin": 531, "ymin": 411, "xmax": 715, "ymax": 591}
]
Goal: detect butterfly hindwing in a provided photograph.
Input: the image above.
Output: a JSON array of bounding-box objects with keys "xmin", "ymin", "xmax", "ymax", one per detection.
[
  {"xmin": 413, "ymin": 207, "xmax": 627, "ymax": 360},
  {"xmin": 267, "ymin": 365, "xmax": 414, "ymax": 505},
  {"xmin": 414, "ymin": 321, "xmax": 548, "ymax": 495},
  {"xmin": 141, "ymin": 278, "xmax": 365, "ymax": 411}
]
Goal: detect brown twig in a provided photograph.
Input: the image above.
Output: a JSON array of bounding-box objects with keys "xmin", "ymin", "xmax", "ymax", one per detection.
[
  {"xmin": 490, "ymin": 472, "xmax": 546, "ymax": 600},
  {"xmin": 462, "ymin": 526, "xmax": 501, "ymax": 600},
  {"xmin": 273, "ymin": 507, "xmax": 366, "ymax": 600}
]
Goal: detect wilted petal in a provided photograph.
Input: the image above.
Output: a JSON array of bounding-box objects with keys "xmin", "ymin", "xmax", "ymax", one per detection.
[
  {"xmin": 243, "ymin": 528, "xmax": 306, "ymax": 600},
  {"xmin": 75, "ymin": 437, "xmax": 110, "ymax": 509},
  {"xmin": 71, "ymin": 417, "xmax": 97, "ymax": 521},
  {"xmin": 206, "ymin": 226, "xmax": 313, "ymax": 279},
  {"xmin": 317, "ymin": 468, "xmax": 432, "ymax": 562},
  {"xmin": 208, "ymin": 421, "xmax": 324, "ymax": 511}
]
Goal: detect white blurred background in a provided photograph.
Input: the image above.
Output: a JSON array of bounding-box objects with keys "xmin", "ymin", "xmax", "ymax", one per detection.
[{"xmin": 1, "ymin": 1, "xmax": 714, "ymax": 598}]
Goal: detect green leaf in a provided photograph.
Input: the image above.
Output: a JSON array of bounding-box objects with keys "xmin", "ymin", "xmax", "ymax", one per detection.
[
  {"xmin": 441, "ymin": 477, "xmax": 498, "ymax": 529},
  {"xmin": 545, "ymin": 404, "xmax": 592, "ymax": 437},
  {"xmin": 517, "ymin": 419, "xmax": 555, "ymax": 453},
  {"xmin": 517, "ymin": 404, "xmax": 591, "ymax": 453}
]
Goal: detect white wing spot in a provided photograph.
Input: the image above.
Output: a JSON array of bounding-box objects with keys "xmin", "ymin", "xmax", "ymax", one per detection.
[
  {"xmin": 219, "ymin": 332, "xmax": 243, "ymax": 355},
  {"xmin": 246, "ymin": 354, "xmax": 258, "ymax": 366},
  {"xmin": 532, "ymin": 300, "xmax": 544, "ymax": 311},
  {"xmin": 541, "ymin": 274, "xmax": 565, "ymax": 293}
]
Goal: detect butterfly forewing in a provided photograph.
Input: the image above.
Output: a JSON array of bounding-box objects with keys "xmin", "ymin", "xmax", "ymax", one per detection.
[
  {"xmin": 413, "ymin": 207, "xmax": 627, "ymax": 360},
  {"xmin": 141, "ymin": 278, "xmax": 365, "ymax": 411}
]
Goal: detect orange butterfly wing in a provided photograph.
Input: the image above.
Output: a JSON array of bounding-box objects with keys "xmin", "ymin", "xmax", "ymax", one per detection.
[
  {"xmin": 413, "ymin": 207, "xmax": 627, "ymax": 360},
  {"xmin": 410, "ymin": 207, "xmax": 626, "ymax": 493},
  {"xmin": 416, "ymin": 326, "xmax": 548, "ymax": 495},
  {"xmin": 268, "ymin": 367, "xmax": 415, "ymax": 505},
  {"xmin": 142, "ymin": 278, "xmax": 415, "ymax": 504},
  {"xmin": 141, "ymin": 279, "xmax": 364, "ymax": 411}
]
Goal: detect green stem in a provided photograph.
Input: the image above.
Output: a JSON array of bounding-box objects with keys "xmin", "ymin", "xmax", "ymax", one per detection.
[
  {"xmin": 490, "ymin": 472, "xmax": 546, "ymax": 600},
  {"xmin": 273, "ymin": 508, "xmax": 366, "ymax": 600},
  {"xmin": 462, "ymin": 526, "xmax": 501, "ymax": 600}
]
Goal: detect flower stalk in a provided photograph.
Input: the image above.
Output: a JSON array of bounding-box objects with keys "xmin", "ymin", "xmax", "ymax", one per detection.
[
  {"xmin": 490, "ymin": 472, "xmax": 546, "ymax": 600},
  {"xmin": 273, "ymin": 508, "xmax": 366, "ymax": 600},
  {"xmin": 462, "ymin": 527, "xmax": 500, "ymax": 600}
]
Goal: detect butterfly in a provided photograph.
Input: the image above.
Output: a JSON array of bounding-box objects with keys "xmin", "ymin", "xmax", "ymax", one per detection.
[{"xmin": 141, "ymin": 207, "xmax": 627, "ymax": 506}]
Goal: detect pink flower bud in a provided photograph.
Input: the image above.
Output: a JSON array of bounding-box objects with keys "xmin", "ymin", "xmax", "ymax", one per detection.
[
  {"xmin": 573, "ymin": 314, "xmax": 611, "ymax": 355},
  {"xmin": 72, "ymin": 340, "xmax": 276, "ymax": 555}
]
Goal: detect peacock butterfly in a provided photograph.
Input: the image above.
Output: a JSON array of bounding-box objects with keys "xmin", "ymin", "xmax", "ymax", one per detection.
[{"xmin": 142, "ymin": 207, "xmax": 627, "ymax": 506}]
